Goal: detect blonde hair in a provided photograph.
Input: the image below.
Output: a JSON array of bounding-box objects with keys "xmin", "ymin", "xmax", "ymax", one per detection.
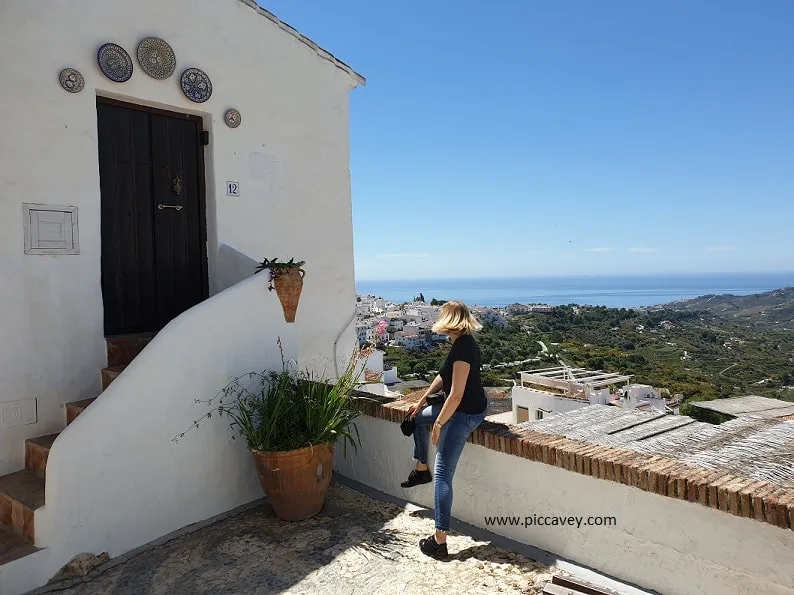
[{"xmin": 431, "ymin": 301, "xmax": 482, "ymax": 336}]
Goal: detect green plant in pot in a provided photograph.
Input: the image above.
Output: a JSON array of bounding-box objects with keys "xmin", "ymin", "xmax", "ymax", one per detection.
[{"xmin": 178, "ymin": 340, "xmax": 371, "ymax": 521}]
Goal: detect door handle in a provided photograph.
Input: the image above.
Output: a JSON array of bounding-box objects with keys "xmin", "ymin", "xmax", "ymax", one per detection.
[{"xmin": 157, "ymin": 204, "xmax": 183, "ymax": 211}]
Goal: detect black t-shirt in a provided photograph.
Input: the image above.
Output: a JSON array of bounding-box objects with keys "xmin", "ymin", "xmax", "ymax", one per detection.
[{"xmin": 439, "ymin": 334, "xmax": 488, "ymax": 415}]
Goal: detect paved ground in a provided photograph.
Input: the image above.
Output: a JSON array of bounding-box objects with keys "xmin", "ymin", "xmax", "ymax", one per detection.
[{"xmin": 47, "ymin": 483, "xmax": 560, "ymax": 594}]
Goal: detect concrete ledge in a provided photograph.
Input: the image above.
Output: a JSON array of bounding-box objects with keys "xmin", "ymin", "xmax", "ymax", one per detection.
[{"xmin": 355, "ymin": 390, "xmax": 794, "ymax": 531}]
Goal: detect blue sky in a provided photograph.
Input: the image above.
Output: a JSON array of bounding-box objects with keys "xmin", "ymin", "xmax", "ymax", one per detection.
[{"xmin": 261, "ymin": 0, "xmax": 794, "ymax": 280}]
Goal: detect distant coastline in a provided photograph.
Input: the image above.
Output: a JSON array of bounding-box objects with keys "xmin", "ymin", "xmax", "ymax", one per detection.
[{"xmin": 355, "ymin": 272, "xmax": 794, "ymax": 309}]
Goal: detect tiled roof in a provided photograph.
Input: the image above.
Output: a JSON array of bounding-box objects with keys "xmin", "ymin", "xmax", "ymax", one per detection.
[
  {"xmin": 363, "ymin": 370, "xmax": 382, "ymax": 382},
  {"xmin": 519, "ymin": 405, "xmax": 794, "ymax": 488},
  {"xmin": 236, "ymin": 0, "xmax": 366, "ymax": 86}
]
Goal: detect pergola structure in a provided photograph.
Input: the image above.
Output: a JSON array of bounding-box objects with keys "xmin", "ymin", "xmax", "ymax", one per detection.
[{"xmin": 519, "ymin": 366, "xmax": 633, "ymax": 399}]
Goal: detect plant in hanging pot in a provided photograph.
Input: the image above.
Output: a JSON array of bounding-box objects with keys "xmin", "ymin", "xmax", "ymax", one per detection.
[
  {"xmin": 176, "ymin": 341, "xmax": 372, "ymax": 521},
  {"xmin": 254, "ymin": 257, "xmax": 305, "ymax": 323}
]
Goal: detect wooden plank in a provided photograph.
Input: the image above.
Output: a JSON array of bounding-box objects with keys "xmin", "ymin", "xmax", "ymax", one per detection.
[
  {"xmin": 543, "ymin": 583, "xmax": 591, "ymax": 595},
  {"xmin": 552, "ymin": 575, "xmax": 621, "ymax": 595}
]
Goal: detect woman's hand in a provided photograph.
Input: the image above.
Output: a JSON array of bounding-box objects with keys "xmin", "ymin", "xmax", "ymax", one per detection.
[
  {"xmin": 431, "ymin": 422, "xmax": 442, "ymax": 446},
  {"xmin": 408, "ymin": 398, "xmax": 426, "ymax": 417}
]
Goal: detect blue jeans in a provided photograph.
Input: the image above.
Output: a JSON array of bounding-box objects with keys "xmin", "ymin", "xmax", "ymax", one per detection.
[{"xmin": 412, "ymin": 403, "xmax": 487, "ymax": 531}]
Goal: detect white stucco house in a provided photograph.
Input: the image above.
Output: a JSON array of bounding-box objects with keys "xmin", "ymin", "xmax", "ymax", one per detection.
[
  {"xmin": 0, "ymin": 1, "xmax": 364, "ymax": 592},
  {"xmin": 510, "ymin": 367, "xmax": 676, "ymax": 423}
]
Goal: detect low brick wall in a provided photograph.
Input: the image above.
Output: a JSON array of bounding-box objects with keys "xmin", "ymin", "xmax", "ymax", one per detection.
[{"xmin": 355, "ymin": 391, "xmax": 794, "ymax": 532}]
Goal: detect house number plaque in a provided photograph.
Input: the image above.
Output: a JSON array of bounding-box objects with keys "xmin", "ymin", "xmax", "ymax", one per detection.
[{"xmin": 226, "ymin": 181, "xmax": 240, "ymax": 197}]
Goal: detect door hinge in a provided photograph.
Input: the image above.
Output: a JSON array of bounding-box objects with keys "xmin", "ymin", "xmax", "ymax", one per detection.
[{"xmin": 199, "ymin": 131, "xmax": 209, "ymax": 146}]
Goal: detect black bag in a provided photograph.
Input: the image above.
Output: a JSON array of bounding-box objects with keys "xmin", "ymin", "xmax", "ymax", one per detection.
[
  {"xmin": 426, "ymin": 392, "xmax": 446, "ymax": 406},
  {"xmin": 400, "ymin": 414, "xmax": 416, "ymax": 436},
  {"xmin": 401, "ymin": 392, "xmax": 446, "ymax": 437}
]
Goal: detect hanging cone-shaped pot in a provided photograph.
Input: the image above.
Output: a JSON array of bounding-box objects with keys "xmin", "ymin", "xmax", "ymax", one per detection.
[{"xmin": 272, "ymin": 268, "xmax": 304, "ymax": 323}]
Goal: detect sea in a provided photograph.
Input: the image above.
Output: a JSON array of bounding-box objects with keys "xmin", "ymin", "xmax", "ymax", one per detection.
[{"xmin": 355, "ymin": 272, "xmax": 794, "ymax": 309}]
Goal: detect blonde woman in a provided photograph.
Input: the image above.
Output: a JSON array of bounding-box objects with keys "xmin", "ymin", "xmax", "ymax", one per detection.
[{"xmin": 402, "ymin": 301, "xmax": 488, "ymax": 559}]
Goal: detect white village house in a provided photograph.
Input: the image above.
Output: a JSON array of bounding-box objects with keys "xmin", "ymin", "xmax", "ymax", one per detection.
[
  {"xmin": 0, "ymin": 1, "xmax": 364, "ymax": 592},
  {"xmin": 509, "ymin": 366, "xmax": 675, "ymax": 424}
]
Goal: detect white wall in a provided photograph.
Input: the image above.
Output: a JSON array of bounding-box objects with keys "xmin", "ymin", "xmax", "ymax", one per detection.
[
  {"xmin": 0, "ymin": 275, "xmax": 296, "ymax": 594},
  {"xmin": 0, "ymin": 0, "xmax": 360, "ymax": 474},
  {"xmin": 383, "ymin": 366, "xmax": 399, "ymax": 385},
  {"xmin": 336, "ymin": 415, "xmax": 794, "ymax": 595},
  {"xmin": 512, "ymin": 386, "xmax": 587, "ymax": 420}
]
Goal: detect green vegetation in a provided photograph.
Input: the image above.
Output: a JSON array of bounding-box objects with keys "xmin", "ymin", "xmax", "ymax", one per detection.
[
  {"xmin": 525, "ymin": 305, "xmax": 793, "ymax": 409},
  {"xmin": 669, "ymin": 287, "xmax": 794, "ymax": 329},
  {"xmin": 384, "ymin": 343, "xmax": 451, "ymax": 379},
  {"xmin": 176, "ymin": 343, "xmax": 367, "ymax": 455},
  {"xmin": 383, "ymin": 289, "xmax": 794, "ymax": 410}
]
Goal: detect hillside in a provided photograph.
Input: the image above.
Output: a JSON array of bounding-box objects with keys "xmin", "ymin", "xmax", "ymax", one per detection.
[
  {"xmin": 663, "ymin": 286, "xmax": 794, "ymax": 329},
  {"xmin": 384, "ymin": 288, "xmax": 794, "ymax": 412}
]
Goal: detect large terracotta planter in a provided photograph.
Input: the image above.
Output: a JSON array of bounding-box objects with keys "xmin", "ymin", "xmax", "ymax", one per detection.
[
  {"xmin": 272, "ymin": 268, "xmax": 304, "ymax": 323},
  {"xmin": 251, "ymin": 442, "xmax": 334, "ymax": 521}
]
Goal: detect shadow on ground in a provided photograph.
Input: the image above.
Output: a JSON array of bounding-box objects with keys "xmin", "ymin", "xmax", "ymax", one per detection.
[{"xmin": 46, "ymin": 483, "xmax": 558, "ymax": 594}]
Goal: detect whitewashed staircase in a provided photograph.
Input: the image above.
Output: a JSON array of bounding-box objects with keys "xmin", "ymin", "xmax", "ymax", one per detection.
[{"xmin": 0, "ymin": 334, "xmax": 152, "ymax": 566}]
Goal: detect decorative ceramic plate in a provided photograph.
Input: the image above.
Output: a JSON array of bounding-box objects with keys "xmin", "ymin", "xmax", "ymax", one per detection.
[
  {"xmin": 137, "ymin": 37, "xmax": 176, "ymax": 80},
  {"xmin": 59, "ymin": 68, "xmax": 85, "ymax": 93},
  {"xmin": 97, "ymin": 43, "xmax": 133, "ymax": 82},
  {"xmin": 180, "ymin": 68, "xmax": 213, "ymax": 103},
  {"xmin": 224, "ymin": 108, "xmax": 242, "ymax": 128}
]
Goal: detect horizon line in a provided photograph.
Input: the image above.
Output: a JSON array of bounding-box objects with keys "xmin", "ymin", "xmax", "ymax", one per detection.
[{"xmin": 355, "ymin": 270, "xmax": 794, "ymax": 283}]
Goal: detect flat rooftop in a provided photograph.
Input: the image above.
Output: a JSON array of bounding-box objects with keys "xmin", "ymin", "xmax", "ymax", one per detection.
[
  {"xmin": 690, "ymin": 395, "xmax": 794, "ymax": 418},
  {"xmin": 517, "ymin": 405, "xmax": 794, "ymax": 488}
]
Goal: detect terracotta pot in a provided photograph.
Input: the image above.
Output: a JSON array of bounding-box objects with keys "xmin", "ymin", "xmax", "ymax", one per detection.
[
  {"xmin": 251, "ymin": 442, "xmax": 334, "ymax": 521},
  {"xmin": 272, "ymin": 268, "xmax": 304, "ymax": 323}
]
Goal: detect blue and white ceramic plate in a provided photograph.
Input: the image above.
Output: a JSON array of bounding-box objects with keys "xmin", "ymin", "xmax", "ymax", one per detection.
[
  {"xmin": 97, "ymin": 43, "xmax": 133, "ymax": 83},
  {"xmin": 180, "ymin": 68, "xmax": 212, "ymax": 103}
]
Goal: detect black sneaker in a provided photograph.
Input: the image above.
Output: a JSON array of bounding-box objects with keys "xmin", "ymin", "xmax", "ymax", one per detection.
[
  {"xmin": 400, "ymin": 469, "xmax": 431, "ymax": 488},
  {"xmin": 419, "ymin": 535, "xmax": 448, "ymax": 560}
]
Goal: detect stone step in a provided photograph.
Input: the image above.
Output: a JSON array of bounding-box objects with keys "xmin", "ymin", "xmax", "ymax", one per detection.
[
  {"xmin": 106, "ymin": 333, "xmax": 154, "ymax": 367},
  {"xmin": 101, "ymin": 365, "xmax": 126, "ymax": 390},
  {"xmin": 66, "ymin": 398, "xmax": 97, "ymax": 425},
  {"xmin": 0, "ymin": 469, "xmax": 45, "ymax": 542},
  {"xmin": 0, "ymin": 525, "xmax": 38, "ymax": 566},
  {"xmin": 25, "ymin": 434, "xmax": 58, "ymax": 478}
]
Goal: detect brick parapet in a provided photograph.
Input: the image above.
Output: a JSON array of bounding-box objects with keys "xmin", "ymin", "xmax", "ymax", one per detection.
[{"xmin": 353, "ymin": 390, "xmax": 793, "ymax": 532}]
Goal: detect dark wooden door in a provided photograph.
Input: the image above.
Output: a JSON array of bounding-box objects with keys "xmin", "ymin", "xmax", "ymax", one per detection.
[{"xmin": 97, "ymin": 99, "xmax": 207, "ymax": 336}]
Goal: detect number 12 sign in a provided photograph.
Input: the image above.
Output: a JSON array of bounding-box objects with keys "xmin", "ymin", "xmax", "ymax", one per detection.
[{"xmin": 226, "ymin": 181, "xmax": 240, "ymax": 197}]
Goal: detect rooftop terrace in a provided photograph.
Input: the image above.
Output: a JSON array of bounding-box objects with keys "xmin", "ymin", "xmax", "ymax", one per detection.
[
  {"xmin": 340, "ymin": 390, "xmax": 794, "ymax": 595},
  {"xmin": 25, "ymin": 390, "xmax": 794, "ymax": 595},
  {"xmin": 40, "ymin": 482, "xmax": 592, "ymax": 595}
]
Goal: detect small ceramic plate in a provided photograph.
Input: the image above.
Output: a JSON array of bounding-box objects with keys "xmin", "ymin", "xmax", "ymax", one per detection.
[
  {"xmin": 224, "ymin": 108, "xmax": 242, "ymax": 128},
  {"xmin": 59, "ymin": 68, "xmax": 85, "ymax": 93}
]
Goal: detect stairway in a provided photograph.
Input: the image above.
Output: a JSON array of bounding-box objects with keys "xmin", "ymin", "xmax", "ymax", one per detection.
[{"xmin": 0, "ymin": 334, "xmax": 152, "ymax": 567}]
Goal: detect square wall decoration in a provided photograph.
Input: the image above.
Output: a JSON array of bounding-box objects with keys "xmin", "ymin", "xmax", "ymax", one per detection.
[{"xmin": 23, "ymin": 203, "xmax": 80, "ymax": 255}]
